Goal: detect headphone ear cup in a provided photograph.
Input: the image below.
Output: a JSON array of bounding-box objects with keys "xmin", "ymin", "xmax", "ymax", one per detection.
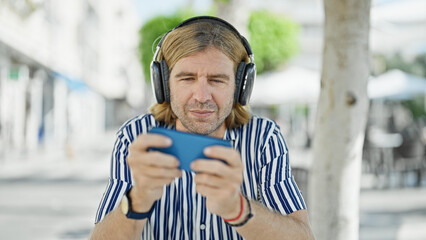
[
  {"xmin": 150, "ymin": 61, "xmax": 165, "ymax": 104},
  {"xmin": 160, "ymin": 60, "xmax": 170, "ymax": 103},
  {"xmin": 239, "ymin": 63, "xmax": 256, "ymax": 105},
  {"xmin": 234, "ymin": 62, "xmax": 247, "ymax": 104}
]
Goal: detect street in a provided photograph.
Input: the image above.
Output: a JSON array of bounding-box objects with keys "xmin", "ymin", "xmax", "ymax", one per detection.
[
  {"xmin": 0, "ymin": 179, "xmax": 105, "ymax": 240},
  {"xmin": 360, "ymin": 187, "xmax": 426, "ymax": 240},
  {"xmin": 0, "ymin": 149, "xmax": 110, "ymax": 240},
  {"xmin": 1, "ymin": 154, "xmax": 426, "ymax": 240}
]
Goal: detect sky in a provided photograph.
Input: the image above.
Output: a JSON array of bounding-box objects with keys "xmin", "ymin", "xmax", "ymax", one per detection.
[{"xmin": 132, "ymin": 0, "xmax": 213, "ymax": 23}]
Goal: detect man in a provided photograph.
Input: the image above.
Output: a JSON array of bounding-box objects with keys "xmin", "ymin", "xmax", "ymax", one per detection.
[{"xmin": 90, "ymin": 16, "xmax": 314, "ymax": 239}]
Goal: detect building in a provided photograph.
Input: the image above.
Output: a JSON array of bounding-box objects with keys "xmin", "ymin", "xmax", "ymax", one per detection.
[{"xmin": 0, "ymin": 0, "xmax": 145, "ymax": 160}]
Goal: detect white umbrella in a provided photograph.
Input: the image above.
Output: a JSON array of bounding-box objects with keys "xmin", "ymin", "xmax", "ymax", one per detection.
[
  {"xmin": 250, "ymin": 66, "xmax": 320, "ymax": 106},
  {"xmin": 368, "ymin": 69, "xmax": 426, "ymax": 100},
  {"xmin": 251, "ymin": 67, "xmax": 426, "ymax": 105}
]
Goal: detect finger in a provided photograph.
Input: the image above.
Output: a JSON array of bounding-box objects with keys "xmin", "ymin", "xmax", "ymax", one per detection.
[
  {"xmin": 203, "ymin": 146, "xmax": 242, "ymax": 167},
  {"xmin": 191, "ymin": 159, "xmax": 230, "ymax": 176},
  {"xmin": 194, "ymin": 172, "xmax": 232, "ymax": 189},
  {"xmin": 142, "ymin": 164, "xmax": 182, "ymax": 179},
  {"xmin": 130, "ymin": 133, "xmax": 172, "ymax": 152},
  {"xmin": 142, "ymin": 151, "xmax": 180, "ymax": 168},
  {"xmin": 191, "ymin": 160, "xmax": 243, "ymax": 184},
  {"xmin": 137, "ymin": 175, "xmax": 180, "ymax": 189}
]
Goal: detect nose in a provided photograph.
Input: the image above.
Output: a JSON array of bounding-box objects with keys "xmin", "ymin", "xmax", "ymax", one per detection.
[{"xmin": 193, "ymin": 79, "xmax": 212, "ymax": 102}]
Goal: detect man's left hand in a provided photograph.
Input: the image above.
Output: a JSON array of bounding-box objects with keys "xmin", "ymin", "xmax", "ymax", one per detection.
[{"xmin": 190, "ymin": 146, "xmax": 244, "ymax": 220}]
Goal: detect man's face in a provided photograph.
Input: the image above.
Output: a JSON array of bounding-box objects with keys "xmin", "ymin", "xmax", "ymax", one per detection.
[{"xmin": 169, "ymin": 47, "xmax": 235, "ymax": 137}]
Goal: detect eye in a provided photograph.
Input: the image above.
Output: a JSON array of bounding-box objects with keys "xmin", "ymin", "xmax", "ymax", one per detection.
[{"xmin": 210, "ymin": 79, "xmax": 225, "ymax": 84}]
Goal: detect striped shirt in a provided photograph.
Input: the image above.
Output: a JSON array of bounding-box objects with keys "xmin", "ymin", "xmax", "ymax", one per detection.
[{"xmin": 95, "ymin": 113, "xmax": 306, "ymax": 239}]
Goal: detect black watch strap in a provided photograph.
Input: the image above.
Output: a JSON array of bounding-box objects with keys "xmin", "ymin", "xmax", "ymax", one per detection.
[{"xmin": 122, "ymin": 190, "xmax": 154, "ymax": 220}]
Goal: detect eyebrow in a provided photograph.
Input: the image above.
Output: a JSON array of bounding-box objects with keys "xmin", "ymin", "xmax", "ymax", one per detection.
[
  {"xmin": 174, "ymin": 72, "xmax": 231, "ymax": 81},
  {"xmin": 208, "ymin": 74, "xmax": 230, "ymax": 81},
  {"xmin": 174, "ymin": 72, "xmax": 196, "ymax": 78}
]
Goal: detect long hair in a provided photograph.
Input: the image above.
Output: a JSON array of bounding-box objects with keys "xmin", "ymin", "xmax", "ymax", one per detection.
[{"xmin": 149, "ymin": 19, "xmax": 251, "ymax": 129}]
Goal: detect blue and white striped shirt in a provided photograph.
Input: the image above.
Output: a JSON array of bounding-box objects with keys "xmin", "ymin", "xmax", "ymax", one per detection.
[{"xmin": 95, "ymin": 113, "xmax": 306, "ymax": 239}]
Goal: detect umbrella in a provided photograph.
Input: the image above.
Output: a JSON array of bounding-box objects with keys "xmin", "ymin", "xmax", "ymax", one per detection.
[
  {"xmin": 250, "ymin": 66, "xmax": 320, "ymax": 106},
  {"xmin": 368, "ymin": 69, "xmax": 426, "ymax": 100}
]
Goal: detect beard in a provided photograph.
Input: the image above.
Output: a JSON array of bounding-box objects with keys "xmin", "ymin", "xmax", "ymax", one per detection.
[{"xmin": 170, "ymin": 98, "xmax": 233, "ymax": 136}]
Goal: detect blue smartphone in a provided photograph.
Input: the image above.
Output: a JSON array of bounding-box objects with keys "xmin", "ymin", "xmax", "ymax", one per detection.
[{"xmin": 148, "ymin": 127, "xmax": 232, "ymax": 172}]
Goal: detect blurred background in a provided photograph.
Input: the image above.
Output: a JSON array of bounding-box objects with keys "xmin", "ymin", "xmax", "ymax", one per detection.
[{"xmin": 0, "ymin": 0, "xmax": 425, "ymax": 239}]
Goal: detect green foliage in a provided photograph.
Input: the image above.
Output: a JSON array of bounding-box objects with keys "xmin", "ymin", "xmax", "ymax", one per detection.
[
  {"xmin": 138, "ymin": 12, "xmax": 195, "ymax": 82},
  {"xmin": 375, "ymin": 52, "xmax": 426, "ymax": 78},
  {"xmin": 248, "ymin": 10, "xmax": 300, "ymax": 74},
  {"xmin": 214, "ymin": 0, "xmax": 230, "ymax": 3},
  {"xmin": 295, "ymin": 104, "xmax": 309, "ymax": 117},
  {"xmin": 414, "ymin": 53, "xmax": 426, "ymax": 77},
  {"xmin": 402, "ymin": 96, "xmax": 425, "ymax": 120}
]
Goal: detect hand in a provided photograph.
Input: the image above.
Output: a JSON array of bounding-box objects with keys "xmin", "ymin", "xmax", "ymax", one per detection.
[
  {"xmin": 127, "ymin": 133, "xmax": 182, "ymax": 212},
  {"xmin": 190, "ymin": 146, "xmax": 244, "ymax": 219}
]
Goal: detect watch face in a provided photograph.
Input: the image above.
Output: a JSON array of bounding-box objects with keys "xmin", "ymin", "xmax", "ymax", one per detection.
[{"xmin": 121, "ymin": 195, "xmax": 129, "ymax": 215}]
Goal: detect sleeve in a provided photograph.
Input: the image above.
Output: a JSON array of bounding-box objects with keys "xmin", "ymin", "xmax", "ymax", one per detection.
[
  {"xmin": 94, "ymin": 129, "xmax": 133, "ymax": 223},
  {"xmin": 258, "ymin": 123, "xmax": 306, "ymax": 215}
]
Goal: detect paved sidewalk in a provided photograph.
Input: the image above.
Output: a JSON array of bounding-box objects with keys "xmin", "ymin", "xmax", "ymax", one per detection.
[
  {"xmin": 0, "ymin": 150, "xmax": 110, "ymax": 183},
  {"xmin": 1, "ymin": 146, "xmax": 426, "ymax": 240},
  {"xmin": 360, "ymin": 187, "xmax": 426, "ymax": 240},
  {"xmin": 0, "ymin": 131, "xmax": 116, "ymax": 182}
]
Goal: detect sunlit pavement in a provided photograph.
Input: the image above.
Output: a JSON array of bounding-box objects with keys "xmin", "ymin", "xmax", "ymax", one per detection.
[
  {"xmin": 0, "ymin": 179, "xmax": 105, "ymax": 240},
  {"xmin": 1, "ymin": 150, "xmax": 426, "ymax": 240},
  {"xmin": 360, "ymin": 187, "xmax": 426, "ymax": 240},
  {"xmin": 0, "ymin": 150, "xmax": 110, "ymax": 240}
]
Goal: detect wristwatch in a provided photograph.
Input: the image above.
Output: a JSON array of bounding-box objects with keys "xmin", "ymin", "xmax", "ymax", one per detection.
[{"xmin": 120, "ymin": 190, "xmax": 154, "ymax": 220}]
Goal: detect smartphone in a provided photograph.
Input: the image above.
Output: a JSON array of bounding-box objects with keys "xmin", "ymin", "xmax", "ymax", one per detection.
[{"xmin": 148, "ymin": 127, "xmax": 232, "ymax": 171}]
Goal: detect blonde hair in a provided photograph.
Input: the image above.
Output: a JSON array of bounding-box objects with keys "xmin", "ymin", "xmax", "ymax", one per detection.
[{"xmin": 149, "ymin": 19, "xmax": 251, "ymax": 128}]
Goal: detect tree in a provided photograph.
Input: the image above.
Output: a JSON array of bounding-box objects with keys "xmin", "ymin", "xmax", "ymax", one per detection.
[
  {"xmin": 248, "ymin": 11, "xmax": 299, "ymax": 74},
  {"xmin": 213, "ymin": 0, "xmax": 250, "ymax": 37},
  {"xmin": 213, "ymin": 1, "xmax": 299, "ymax": 75},
  {"xmin": 308, "ymin": 0, "xmax": 371, "ymax": 239},
  {"xmin": 138, "ymin": 13, "xmax": 192, "ymax": 83},
  {"xmin": 414, "ymin": 53, "xmax": 426, "ymax": 77}
]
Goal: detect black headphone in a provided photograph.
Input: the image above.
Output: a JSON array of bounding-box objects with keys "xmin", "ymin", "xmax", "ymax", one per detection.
[{"xmin": 150, "ymin": 16, "xmax": 256, "ymax": 105}]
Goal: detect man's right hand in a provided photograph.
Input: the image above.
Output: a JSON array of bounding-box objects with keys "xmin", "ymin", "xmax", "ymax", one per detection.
[{"xmin": 126, "ymin": 133, "xmax": 182, "ymax": 213}]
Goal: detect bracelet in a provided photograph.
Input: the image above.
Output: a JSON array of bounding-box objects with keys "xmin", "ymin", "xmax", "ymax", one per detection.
[
  {"xmin": 226, "ymin": 195, "xmax": 254, "ymax": 227},
  {"xmin": 223, "ymin": 194, "xmax": 244, "ymax": 222}
]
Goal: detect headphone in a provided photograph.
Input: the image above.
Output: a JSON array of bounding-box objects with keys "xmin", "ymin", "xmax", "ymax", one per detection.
[{"xmin": 150, "ymin": 16, "xmax": 256, "ymax": 106}]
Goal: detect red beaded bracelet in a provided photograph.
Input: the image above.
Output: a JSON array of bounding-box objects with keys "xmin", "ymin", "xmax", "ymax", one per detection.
[{"xmin": 223, "ymin": 194, "xmax": 244, "ymax": 223}]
